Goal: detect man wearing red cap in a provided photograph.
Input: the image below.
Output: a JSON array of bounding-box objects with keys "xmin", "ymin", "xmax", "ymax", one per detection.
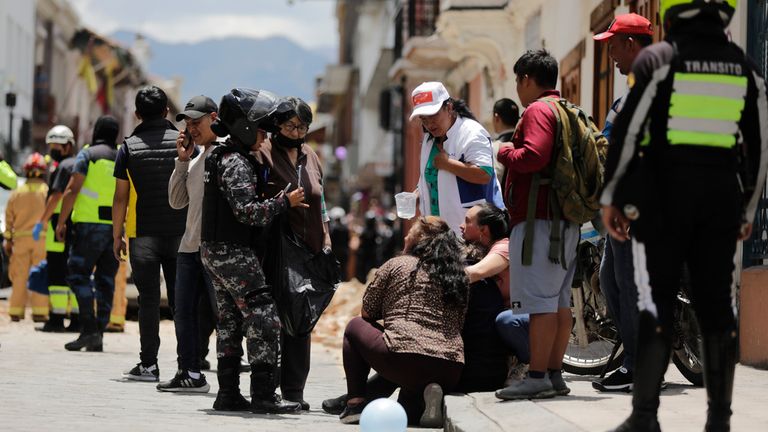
[
  {"xmin": 591, "ymin": 13, "xmax": 654, "ymax": 393},
  {"xmin": 594, "ymin": 13, "xmax": 654, "ymax": 140}
]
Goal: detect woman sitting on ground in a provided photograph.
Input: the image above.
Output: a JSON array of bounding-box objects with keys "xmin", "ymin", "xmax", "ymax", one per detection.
[
  {"xmin": 460, "ymin": 202, "xmax": 530, "ymax": 391},
  {"xmin": 340, "ymin": 216, "xmax": 469, "ymax": 427}
]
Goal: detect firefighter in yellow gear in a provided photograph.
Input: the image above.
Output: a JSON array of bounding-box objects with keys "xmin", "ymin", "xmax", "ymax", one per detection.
[{"xmin": 5, "ymin": 153, "xmax": 49, "ymax": 321}]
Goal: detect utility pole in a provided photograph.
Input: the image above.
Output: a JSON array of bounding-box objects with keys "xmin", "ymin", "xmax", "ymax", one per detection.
[{"xmin": 5, "ymin": 92, "xmax": 16, "ymax": 157}]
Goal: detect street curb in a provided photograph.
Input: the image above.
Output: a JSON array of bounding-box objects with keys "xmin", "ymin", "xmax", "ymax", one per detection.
[{"xmin": 444, "ymin": 392, "xmax": 581, "ymax": 432}]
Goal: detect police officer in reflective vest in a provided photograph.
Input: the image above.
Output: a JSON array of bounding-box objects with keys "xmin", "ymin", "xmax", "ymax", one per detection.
[
  {"xmin": 600, "ymin": 1, "xmax": 768, "ymax": 430},
  {"xmin": 56, "ymin": 116, "xmax": 120, "ymax": 352},
  {"xmin": 201, "ymin": 88, "xmax": 307, "ymax": 414},
  {"xmin": 36, "ymin": 125, "xmax": 80, "ymax": 332}
]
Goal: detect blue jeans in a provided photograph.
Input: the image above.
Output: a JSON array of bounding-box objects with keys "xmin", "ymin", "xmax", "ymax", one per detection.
[
  {"xmin": 173, "ymin": 251, "xmax": 216, "ymax": 372},
  {"xmin": 66, "ymin": 223, "xmax": 118, "ymax": 330},
  {"xmin": 129, "ymin": 236, "xmax": 181, "ymax": 366},
  {"xmin": 494, "ymin": 311, "xmax": 531, "ymax": 364},
  {"xmin": 599, "ymin": 237, "xmax": 638, "ymax": 371}
]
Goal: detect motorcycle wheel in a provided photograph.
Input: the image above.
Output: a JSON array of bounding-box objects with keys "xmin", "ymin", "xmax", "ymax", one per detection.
[
  {"xmin": 671, "ymin": 294, "xmax": 704, "ymax": 387},
  {"xmin": 563, "ymin": 281, "xmax": 625, "ymax": 375},
  {"xmin": 563, "ymin": 338, "xmax": 625, "ymax": 376}
]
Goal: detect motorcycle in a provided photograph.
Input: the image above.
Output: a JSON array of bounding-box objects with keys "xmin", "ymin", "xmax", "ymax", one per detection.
[{"xmin": 562, "ymin": 224, "xmax": 704, "ymax": 386}]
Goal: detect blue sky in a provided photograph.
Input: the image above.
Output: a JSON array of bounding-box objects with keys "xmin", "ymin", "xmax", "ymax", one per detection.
[{"xmin": 69, "ymin": 0, "xmax": 339, "ymax": 50}]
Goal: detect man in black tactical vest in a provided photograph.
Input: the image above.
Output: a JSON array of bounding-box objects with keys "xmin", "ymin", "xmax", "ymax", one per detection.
[
  {"xmin": 112, "ymin": 86, "xmax": 188, "ymax": 381},
  {"xmin": 201, "ymin": 88, "xmax": 307, "ymax": 414}
]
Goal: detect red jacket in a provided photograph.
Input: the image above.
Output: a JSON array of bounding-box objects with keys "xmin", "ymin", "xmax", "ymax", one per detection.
[{"xmin": 498, "ymin": 90, "xmax": 559, "ymax": 227}]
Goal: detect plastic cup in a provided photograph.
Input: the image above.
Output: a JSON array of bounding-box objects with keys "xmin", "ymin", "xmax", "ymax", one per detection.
[{"xmin": 394, "ymin": 192, "xmax": 417, "ymax": 219}]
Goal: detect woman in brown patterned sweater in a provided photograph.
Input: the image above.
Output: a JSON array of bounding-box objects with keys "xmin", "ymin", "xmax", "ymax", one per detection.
[{"xmin": 340, "ymin": 216, "xmax": 469, "ymax": 427}]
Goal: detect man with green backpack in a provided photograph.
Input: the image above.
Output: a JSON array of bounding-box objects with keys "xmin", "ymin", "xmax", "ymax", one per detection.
[{"xmin": 496, "ymin": 49, "xmax": 607, "ymax": 401}]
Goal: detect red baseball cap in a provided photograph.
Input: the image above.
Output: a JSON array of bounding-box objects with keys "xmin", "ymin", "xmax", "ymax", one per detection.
[{"xmin": 593, "ymin": 13, "xmax": 653, "ymax": 41}]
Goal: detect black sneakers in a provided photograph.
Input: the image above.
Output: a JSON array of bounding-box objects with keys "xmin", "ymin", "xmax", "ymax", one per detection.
[
  {"xmin": 123, "ymin": 363, "xmax": 160, "ymax": 382},
  {"xmin": 157, "ymin": 370, "xmax": 210, "ymax": 393},
  {"xmin": 592, "ymin": 367, "xmax": 633, "ymax": 392}
]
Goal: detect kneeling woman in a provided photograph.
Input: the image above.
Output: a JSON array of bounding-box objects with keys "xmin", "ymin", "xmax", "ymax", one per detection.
[{"xmin": 341, "ymin": 216, "xmax": 469, "ymax": 426}]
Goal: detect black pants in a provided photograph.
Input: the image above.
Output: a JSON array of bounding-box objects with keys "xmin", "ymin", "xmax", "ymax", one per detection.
[
  {"xmin": 280, "ymin": 330, "xmax": 311, "ymax": 400},
  {"xmin": 198, "ymin": 282, "xmax": 217, "ymax": 363},
  {"xmin": 631, "ymin": 164, "xmax": 740, "ymax": 335},
  {"xmin": 173, "ymin": 251, "xmax": 216, "ymax": 371},
  {"xmin": 130, "ymin": 236, "xmax": 181, "ymax": 366},
  {"xmin": 66, "ymin": 223, "xmax": 119, "ymax": 330}
]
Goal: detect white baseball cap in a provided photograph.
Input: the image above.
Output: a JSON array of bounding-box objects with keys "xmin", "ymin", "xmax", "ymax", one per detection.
[{"xmin": 409, "ymin": 82, "xmax": 450, "ymax": 121}]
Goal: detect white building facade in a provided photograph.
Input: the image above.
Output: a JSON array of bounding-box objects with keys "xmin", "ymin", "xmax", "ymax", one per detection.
[{"xmin": 0, "ymin": 0, "xmax": 35, "ymax": 158}]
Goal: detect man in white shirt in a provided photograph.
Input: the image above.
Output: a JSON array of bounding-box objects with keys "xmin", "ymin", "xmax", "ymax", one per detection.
[{"xmin": 159, "ymin": 95, "xmax": 219, "ymax": 393}]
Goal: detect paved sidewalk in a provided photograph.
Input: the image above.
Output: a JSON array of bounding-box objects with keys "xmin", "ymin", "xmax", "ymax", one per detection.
[
  {"xmin": 0, "ymin": 316, "xmax": 433, "ymax": 432},
  {"xmin": 444, "ymin": 364, "xmax": 768, "ymax": 431},
  {"xmin": 3, "ymin": 303, "xmax": 767, "ymax": 431}
]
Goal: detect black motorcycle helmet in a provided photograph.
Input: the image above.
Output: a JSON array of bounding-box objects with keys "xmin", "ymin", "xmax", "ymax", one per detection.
[{"xmin": 211, "ymin": 88, "xmax": 280, "ymax": 147}]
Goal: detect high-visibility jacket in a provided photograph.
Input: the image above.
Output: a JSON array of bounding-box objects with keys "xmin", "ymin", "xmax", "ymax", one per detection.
[
  {"xmin": 665, "ymin": 72, "xmax": 746, "ymax": 149},
  {"xmin": 46, "ymin": 156, "xmax": 76, "ymax": 252},
  {"xmin": 72, "ymin": 144, "xmax": 117, "ymax": 225},
  {"xmin": 46, "ymin": 199, "xmax": 65, "ymax": 252},
  {"xmin": 600, "ymin": 23, "xmax": 767, "ymax": 226},
  {"xmin": 0, "ymin": 160, "xmax": 17, "ymax": 190}
]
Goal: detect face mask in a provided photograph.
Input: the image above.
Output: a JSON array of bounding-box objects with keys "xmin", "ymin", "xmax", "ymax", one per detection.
[
  {"xmin": 273, "ymin": 133, "xmax": 304, "ymax": 149},
  {"xmin": 49, "ymin": 149, "xmax": 65, "ymax": 162}
]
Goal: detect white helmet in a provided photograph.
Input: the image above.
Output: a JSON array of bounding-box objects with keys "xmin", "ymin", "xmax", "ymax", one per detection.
[{"xmin": 45, "ymin": 125, "xmax": 75, "ymax": 146}]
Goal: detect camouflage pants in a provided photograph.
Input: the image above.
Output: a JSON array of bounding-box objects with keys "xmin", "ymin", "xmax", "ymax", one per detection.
[{"xmin": 200, "ymin": 241, "xmax": 281, "ymax": 375}]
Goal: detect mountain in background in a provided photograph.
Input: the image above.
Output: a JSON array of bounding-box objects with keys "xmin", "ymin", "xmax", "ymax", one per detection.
[{"xmin": 111, "ymin": 31, "xmax": 335, "ymax": 106}]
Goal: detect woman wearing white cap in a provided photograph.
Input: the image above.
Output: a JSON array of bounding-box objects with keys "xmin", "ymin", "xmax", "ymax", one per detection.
[{"xmin": 410, "ymin": 82, "xmax": 505, "ymax": 234}]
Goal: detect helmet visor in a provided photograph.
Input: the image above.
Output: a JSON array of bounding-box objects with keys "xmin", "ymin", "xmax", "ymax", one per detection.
[{"xmin": 230, "ymin": 88, "xmax": 280, "ymax": 125}]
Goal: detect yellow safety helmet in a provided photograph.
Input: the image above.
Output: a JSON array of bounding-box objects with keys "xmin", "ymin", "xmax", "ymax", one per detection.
[{"xmin": 660, "ymin": 0, "xmax": 737, "ymax": 27}]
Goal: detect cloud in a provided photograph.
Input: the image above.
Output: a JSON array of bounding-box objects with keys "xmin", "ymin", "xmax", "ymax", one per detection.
[
  {"xmin": 69, "ymin": 0, "xmax": 121, "ymax": 34},
  {"xmin": 68, "ymin": 0, "xmax": 337, "ymax": 49},
  {"xmin": 133, "ymin": 14, "xmax": 334, "ymax": 47}
]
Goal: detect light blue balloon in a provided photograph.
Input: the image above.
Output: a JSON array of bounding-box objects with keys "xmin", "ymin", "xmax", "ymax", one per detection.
[{"xmin": 359, "ymin": 398, "xmax": 407, "ymax": 432}]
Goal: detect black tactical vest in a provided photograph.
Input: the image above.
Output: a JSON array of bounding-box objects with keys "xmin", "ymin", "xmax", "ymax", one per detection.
[
  {"xmin": 201, "ymin": 143, "xmax": 267, "ymax": 247},
  {"xmin": 124, "ymin": 119, "xmax": 187, "ymax": 237}
]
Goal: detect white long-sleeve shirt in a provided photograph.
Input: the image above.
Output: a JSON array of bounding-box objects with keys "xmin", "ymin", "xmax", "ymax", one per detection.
[{"xmin": 168, "ymin": 145, "xmax": 215, "ymax": 253}]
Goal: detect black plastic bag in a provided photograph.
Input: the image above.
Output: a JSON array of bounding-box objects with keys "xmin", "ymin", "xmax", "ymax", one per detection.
[{"xmin": 264, "ymin": 219, "xmax": 340, "ymax": 338}]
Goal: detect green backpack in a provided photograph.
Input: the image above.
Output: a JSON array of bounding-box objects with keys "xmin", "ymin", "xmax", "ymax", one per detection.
[{"xmin": 522, "ymin": 97, "xmax": 608, "ymax": 268}]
